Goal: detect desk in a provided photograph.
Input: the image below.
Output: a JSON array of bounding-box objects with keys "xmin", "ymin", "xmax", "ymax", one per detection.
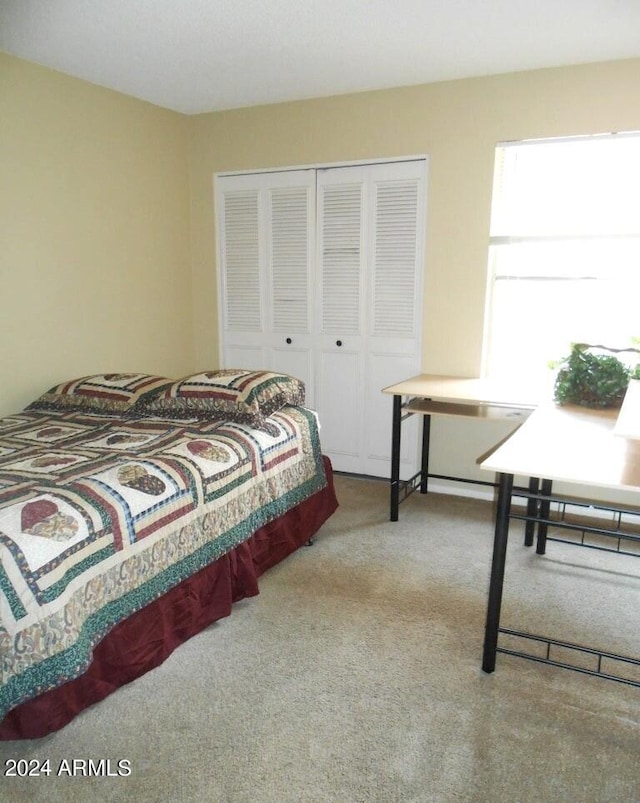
[
  {"xmin": 382, "ymin": 375, "xmax": 539, "ymax": 521},
  {"xmin": 481, "ymin": 403, "xmax": 640, "ymax": 686}
]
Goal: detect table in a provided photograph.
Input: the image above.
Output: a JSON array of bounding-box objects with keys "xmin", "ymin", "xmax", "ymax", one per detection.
[
  {"xmin": 382, "ymin": 374, "xmax": 539, "ymax": 521},
  {"xmin": 480, "ymin": 402, "xmax": 640, "ymax": 686}
]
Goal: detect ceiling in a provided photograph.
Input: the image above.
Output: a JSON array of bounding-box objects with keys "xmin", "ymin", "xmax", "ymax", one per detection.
[{"xmin": 1, "ymin": 0, "xmax": 640, "ymax": 115}]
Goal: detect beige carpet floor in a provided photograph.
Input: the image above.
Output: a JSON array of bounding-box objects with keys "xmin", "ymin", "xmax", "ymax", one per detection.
[{"xmin": 0, "ymin": 474, "xmax": 638, "ymax": 803}]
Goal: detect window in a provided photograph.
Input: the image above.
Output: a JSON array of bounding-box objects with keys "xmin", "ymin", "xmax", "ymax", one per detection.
[{"xmin": 483, "ymin": 132, "xmax": 640, "ymax": 385}]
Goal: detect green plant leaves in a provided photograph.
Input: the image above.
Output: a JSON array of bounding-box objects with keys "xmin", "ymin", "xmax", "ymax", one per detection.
[{"xmin": 553, "ymin": 343, "xmax": 631, "ymax": 408}]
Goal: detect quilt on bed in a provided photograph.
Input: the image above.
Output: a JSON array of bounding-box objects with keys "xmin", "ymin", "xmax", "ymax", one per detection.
[{"xmin": 0, "ymin": 405, "xmax": 327, "ymax": 722}]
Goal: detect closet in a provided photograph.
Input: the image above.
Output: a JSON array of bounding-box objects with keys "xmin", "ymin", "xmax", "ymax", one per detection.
[{"xmin": 215, "ymin": 158, "xmax": 427, "ymax": 478}]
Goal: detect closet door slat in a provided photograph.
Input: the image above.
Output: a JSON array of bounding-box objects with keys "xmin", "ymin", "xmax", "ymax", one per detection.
[
  {"xmin": 318, "ymin": 182, "xmax": 363, "ymax": 336},
  {"xmin": 372, "ymin": 178, "xmax": 420, "ymax": 338},
  {"xmin": 270, "ymin": 186, "xmax": 311, "ymax": 333},
  {"xmin": 221, "ymin": 190, "xmax": 262, "ymax": 331}
]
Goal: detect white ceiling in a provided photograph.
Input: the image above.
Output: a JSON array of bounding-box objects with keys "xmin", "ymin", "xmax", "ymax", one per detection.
[{"xmin": 1, "ymin": 0, "xmax": 640, "ymax": 115}]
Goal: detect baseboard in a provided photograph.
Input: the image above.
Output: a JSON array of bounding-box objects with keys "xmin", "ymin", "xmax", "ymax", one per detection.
[
  {"xmin": 427, "ymin": 478, "xmax": 640, "ymax": 524},
  {"xmin": 424, "ymin": 479, "xmax": 497, "ymax": 502}
]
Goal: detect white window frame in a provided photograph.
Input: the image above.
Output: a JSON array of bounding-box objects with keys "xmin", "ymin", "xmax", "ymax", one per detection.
[{"xmin": 482, "ymin": 131, "xmax": 640, "ymax": 385}]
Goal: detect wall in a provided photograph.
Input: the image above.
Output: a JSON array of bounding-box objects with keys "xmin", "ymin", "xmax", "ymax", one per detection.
[
  {"xmin": 187, "ymin": 58, "xmax": 640, "ymax": 498},
  {"xmin": 0, "ymin": 53, "xmax": 194, "ymax": 416}
]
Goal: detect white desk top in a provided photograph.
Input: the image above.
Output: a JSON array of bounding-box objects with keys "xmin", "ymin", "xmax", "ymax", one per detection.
[
  {"xmin": 480, "ymin": 403, "xmax": 640, "ymax": 493},
  {"xmin": 382, "ymin": 374, "xmax": 542, "ymax": 408},
  {"xmin": 614, "ymin": 379, "xmax": 640, "ymax": 439}
]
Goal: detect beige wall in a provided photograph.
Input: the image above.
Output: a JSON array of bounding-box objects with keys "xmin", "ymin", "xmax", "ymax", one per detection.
[
  {"xmin": 0, "ymin": 53, "xmax": 194, "ymax": 416},
  {"xmin": 187, "ymin": 57, "xmax": 640, "ymax": 495}
]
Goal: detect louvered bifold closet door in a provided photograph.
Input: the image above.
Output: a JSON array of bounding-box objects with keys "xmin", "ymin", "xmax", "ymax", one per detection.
[
  {"xmin": 364, "ymin": 159, "xmax": 426, "ymax": 479},
  {"xmin": 218, "ymin": 181, "xmax": 262, "ymax": 368},
  {"xmin": 316, "ymin": 166, "xmax": 368, "ymax": 473},
  {"xmin": 217, "ymin": 160, "xmax": 425, "ymax": 479},
  {"xmin": 216, "ymin": 170, "xmax": 316, "ymax": 400},
  {"xmin": 266, "ymin": 173, "xmax": 316, "ymax": 402},
  {"xmin": 316, "ymin": 160, "xmax": 425, "ymax": 476}
]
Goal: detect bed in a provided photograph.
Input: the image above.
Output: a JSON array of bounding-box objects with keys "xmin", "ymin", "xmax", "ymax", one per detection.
[{"xmin": 0, "ymin": 370, "xmax": 338, "ymax": 740}]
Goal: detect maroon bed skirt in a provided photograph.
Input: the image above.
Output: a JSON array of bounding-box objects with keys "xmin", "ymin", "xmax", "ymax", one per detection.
[{"xmin": 0, "ymin": 457, "xmax": 337, "ymax": 741}]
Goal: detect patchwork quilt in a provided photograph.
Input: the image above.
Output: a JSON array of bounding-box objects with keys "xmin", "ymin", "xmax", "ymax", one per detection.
[{"xmin": 0, "ymin": 406, "xmax": 327, "ymax": 721}]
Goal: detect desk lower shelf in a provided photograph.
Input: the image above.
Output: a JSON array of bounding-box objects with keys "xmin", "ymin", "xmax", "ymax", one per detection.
[
  {"xmin": 405, "ymin": 398, "xmax": 533, "ymax": 422},
  {"xmin": 389, "ymin": 394, "xmax": 534, "ymax": 521}
]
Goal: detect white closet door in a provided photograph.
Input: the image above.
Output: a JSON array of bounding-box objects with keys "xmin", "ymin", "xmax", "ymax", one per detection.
[
  {"xmin": 216, "ymin": 160, "xmax": 426, "ymax": 480},
  {"xmin": 316, "ymin": 166, "xmax": 367, "ymax": 473},
  {"xmin": 364, "ymin": 160, "xmax": 426, "ymax": 479},
  {"xmin": 315, "ymin": 160, "xmax": 425, "ymax": 477},
  {"xmin": 216, "ymin": 170, "xmax": 316, "ymax": 401},
  {"xmin": 266, "ymin": 176, "xmax": 316, "ymax": 403},
  {"xmin": 217, "ymin": 180, "xmax": 265, "ymax": 369}
]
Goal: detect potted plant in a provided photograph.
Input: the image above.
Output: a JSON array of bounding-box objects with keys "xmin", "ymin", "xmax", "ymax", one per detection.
[{"xmin": 552, "ymin": 343, "xmax": 640, "ymax": 409}]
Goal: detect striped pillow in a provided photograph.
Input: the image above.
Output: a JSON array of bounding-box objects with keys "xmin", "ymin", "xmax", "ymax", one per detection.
[
  {"xmin": 134, "ymin": 369, "xmax": 305, "ymax": 429},
  {"xmin": 27, "ymin": 374, "xmax": 172, "ymax": 415}
]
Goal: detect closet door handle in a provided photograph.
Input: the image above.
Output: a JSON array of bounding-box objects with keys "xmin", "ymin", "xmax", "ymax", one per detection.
[
  {"xmin": 336, "ymin": 340, "xmax": 343, "ymax": 347},
  {"xmin": 286, "ymin": 337, "xmax": 292, "ymax": 344}
]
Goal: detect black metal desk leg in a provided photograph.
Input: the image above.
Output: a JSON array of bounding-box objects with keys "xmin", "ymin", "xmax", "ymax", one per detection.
[
  {"xmin": 536, "ymin": 478, "xmax": 553, "ymax": 555},
  {"xmin": 390, "ymin": 394, "xmax": 402, "ymax": 522},
  {"xmin": 482, "ymin": 471, "xmax": 514, "ymax": 674},
  {"xmin": 524, "ymin": 476, "xmax": 539, "ymax": 547},
  {"xmin": 420, "ymin": 413, "xmax": 431, "ymax": 494}
]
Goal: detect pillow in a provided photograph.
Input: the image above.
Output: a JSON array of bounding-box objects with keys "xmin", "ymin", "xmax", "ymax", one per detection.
[
  {"xmin": 27, "ymin": 373, "xmax": 172, "ymax": 416},
  {"xmin": 134, "ymin": 369, "xmax": 306, "ymax": 429}
]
